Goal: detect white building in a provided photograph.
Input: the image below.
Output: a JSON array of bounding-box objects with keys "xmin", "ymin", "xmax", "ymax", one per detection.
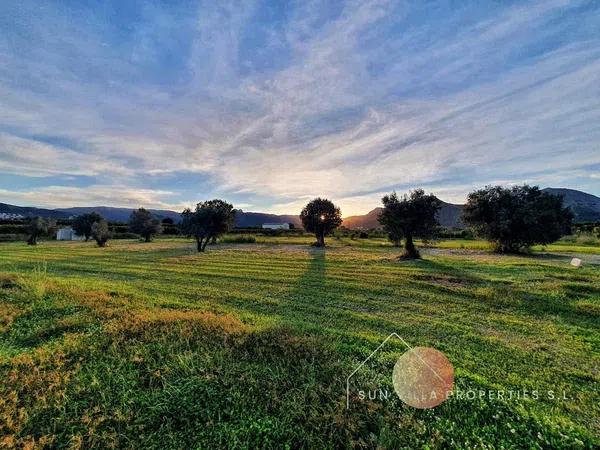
[
  {"xmin": 57, "ymin": 227, "xmax": 85, "ymax": 241},
  {"xmin": 0, "ymin": 213, "xmax": 24, "ymax": 220},
  {"xmin": 262, "ymin": 223, "xmax": 290, "ymax": 230}
]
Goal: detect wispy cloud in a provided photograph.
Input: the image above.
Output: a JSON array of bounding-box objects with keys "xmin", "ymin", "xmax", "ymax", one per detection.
[
  {"xmin": 0, "ymin": 185, "xmax": 182, "ymax": 210},
  {"xmin": 0, "ymin": 0, "xmax": 598, "ymax": 215}
]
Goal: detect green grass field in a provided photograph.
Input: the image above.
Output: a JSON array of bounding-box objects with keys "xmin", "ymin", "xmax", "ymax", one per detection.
[{"xmin": 0, "ymin": 237, "xmax": 598, "ymax": 449}]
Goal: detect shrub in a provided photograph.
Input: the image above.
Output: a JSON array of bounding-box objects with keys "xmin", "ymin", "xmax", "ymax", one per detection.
[
  {"xmin": 161, "ymin": 225, "xmax": 180, "ymax": 235},
  {"xmin": 358, "ymin": 231, "xmax": 369, "ymax": 239},
  {"xmin": 112, "ymin": 232, "xmax": 140, "ymax": 240},
  {"xmin": 110, "ymin": 225, "xmax": 130, "ymax": 234},
  {"xmin": 222, "ymin": 235, "xmax": 257, "ymax": 244},
  {"xmin": 0, "ymin": 224, "xmax": 28, "ymax": 234},
  {"xmin": 576, "ymin": 233, "xmax": 599, "ymax": 246}
]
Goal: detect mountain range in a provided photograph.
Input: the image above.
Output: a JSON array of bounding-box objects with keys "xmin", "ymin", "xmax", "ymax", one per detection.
[
  {"xmin": 342, "ymin": 188, "xmax": 600, "ymax": 229},
  {"xmin": 0, "ymin": 203, "xmax": 302, "ymax": 228},
  {"xmin": 1, "ymin": 188, "xmax": 598, "ymax": 228},
  {"xmin": 343, "ymin": 201, "xmax": 464, "ymax": 229}
]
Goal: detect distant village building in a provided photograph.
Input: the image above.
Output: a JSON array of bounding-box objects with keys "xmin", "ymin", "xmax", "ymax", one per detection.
[
  {"xmin": 0, "ymin": 213, "xmax": 24, "ymax": 220},
  {"xmin": 262, "ymin": 223, "xmax": 290, "ymax": 230},
  {"xmin": 56, "ymin": 227, "xmax": 85, "ymax": 241}
]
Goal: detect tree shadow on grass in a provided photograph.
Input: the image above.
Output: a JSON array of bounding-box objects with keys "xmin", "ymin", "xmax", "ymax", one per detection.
[
  {"xmin": 294, "ymin": 248, "xmax": 327, "ymax": 290},
  {"xmin": 280, "ymin": 249, "xmax": 328, "ymax": 328}
]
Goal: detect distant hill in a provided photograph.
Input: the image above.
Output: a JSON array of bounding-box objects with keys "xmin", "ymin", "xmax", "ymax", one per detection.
[
  {"xmin": 0, "ymin": 203, "xmax": 301, "ymax": 227},
  {"xmin": 0, "ymin": 203, "xmax": 70, "ymax": 219},
  {"xmin": 234, "ymin": 212, "xmax": 301, "ymax": 228},
  {"xmin": 542, "ymin": 188, "xmax": 600, "ymax": 222},
  {"xmin": 342, "ymin": 208, "xmax": 382, "ymax": 229},
  {"xmin": 1, "ymin": 187, "xmax": 597, "ymax": 227},
  {"xmin": 343, "ymin": 201, "xmax": 464, "ymax": 229},
  {"xmin": 55, "ymin": 207, "xmax": 181, "ymax": 223},
  {"xmin": 342, "ymin": 188, "xmax": 600, "ymax": 229},
  {"xmin": 53, "ymin": 207, "xmax": 302, "ymax": 226}
]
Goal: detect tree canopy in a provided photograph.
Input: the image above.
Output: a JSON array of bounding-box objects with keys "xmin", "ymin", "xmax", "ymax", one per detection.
[
  {"xmin": 181, "ymin": 199, "xmax": 236, "ymax": 252},
  {"xmin": 378, "ymin": 189, "xmax": 441, "ymax": 259},
  {"xmin": 300, "ymin": 198, "xmax": 342, "ymax": 247},
  {"xmin": 129, "ymin": 208, "xmax": 162, "ymax": 242},
  {"xmin": 91, "ymin": 219, "xmax": 110, "ymax": 247},
  {"xmin": 462, "ymin": 185, "xmax": 573, "ymax": 253},
  {"xmin": 26, "ymin": 216, "xmax": 56, "ymax": 245},
  {"xmin": 72, "ymin": 212, "xmax": 103, "ymax": 241}
]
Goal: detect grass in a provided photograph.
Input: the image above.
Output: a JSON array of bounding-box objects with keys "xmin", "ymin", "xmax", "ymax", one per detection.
[
  {"xmin": 221, "ymin": 234, "xmax": 257, "ymax": 244},
  {"xmin": 0, "ymin": 237, "xmax": 598, "ymax": 449}
]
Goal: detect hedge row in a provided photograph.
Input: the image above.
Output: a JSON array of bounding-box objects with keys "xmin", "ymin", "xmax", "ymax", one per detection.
[{"xmin": 0, "ymin": 224, "xmax": 28, "ymax": 234}]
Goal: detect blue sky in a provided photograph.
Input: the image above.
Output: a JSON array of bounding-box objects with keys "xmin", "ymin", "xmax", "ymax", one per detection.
[{"xmin": 0, "ymin": 0, "xmax": 598, "ymax": 216}]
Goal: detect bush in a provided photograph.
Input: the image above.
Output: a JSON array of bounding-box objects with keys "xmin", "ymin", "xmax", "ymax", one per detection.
[
  {"xmin": 0, "ymin": 224, "xmax": 28, "ymax": 234},
  {"xmin": 437, "ymin": 228, "xmax": 475, "ymax": 239},
  {"xmin": 162, "ymin": 225, "xmax": 180, "ymax": 235},
  {"xmin": 560, "ymin": 232, "xmax": 600, "ymax": 246},
  {"xmin": 358, "ymin": 231, "xmax": 369, "ymax": 239},
  {"xmin": 112, "ymin": 232, "xmax": 140, "ymax": 240},
  {"xmin": 110, "ymin": 225, "xmax": 130, "ymax": 234},
  {"xmin": 222, "ymin": 235, "xmax": 257, "ymax": 244},
  {"xmin": 576, "ymin": 232, "xmax": 599, "ymax": 246},
  {"xmin": 260, "ymin": 228, "xmax": 285, "ymax": 237}
]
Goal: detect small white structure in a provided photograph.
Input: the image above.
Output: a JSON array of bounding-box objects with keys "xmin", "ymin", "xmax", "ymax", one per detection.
[
  {"xmin": 262, "ymin": 223, "xmax": 290, "ymax": 230},
  {"xmin": 57, "ymin": 227, "xmax": 85, "ymax": 241},
  {"xmin": 570, "ymin": 257, "xmax": 582, "ymax": 268}
]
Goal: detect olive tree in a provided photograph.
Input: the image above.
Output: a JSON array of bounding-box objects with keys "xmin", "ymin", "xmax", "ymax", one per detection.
[
  {"xmin": 26, "ymin": 217, "xmax": 56, "ymax": 245},
  {"xmin": 72, "ymin": 212, "xmax": 103, "ymax": 241},
  {"xmin": 181, "ymin": 200, "xmax": 236, "ymax": 252},
  {"xmin": 91, "ymin": 219, "xmax": 111, "ymax": 247},
  {"xmin": 129, "ymin": 208, "xmax": 162, "ymax": 242},
  {"xmin": 462, "ymin": 185, "xmax": 572, "ymax": 253},
  {"xmin": 300, "ymin": 198, "xmax": 342, "ymax": 247},
  {"xmin": 378, "ymin": 189, "xmax": 441, "ymax": 259}
]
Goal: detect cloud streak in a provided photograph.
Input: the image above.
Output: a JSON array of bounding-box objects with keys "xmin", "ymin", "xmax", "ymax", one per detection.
[{"xmin": 0, "ymin": 0, "xmax": 598, "ymax": 215}]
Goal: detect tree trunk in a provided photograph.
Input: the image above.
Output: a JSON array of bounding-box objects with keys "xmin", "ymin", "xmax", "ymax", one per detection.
[
  {"xmin": 196, "ymin": 237, "xmax": 203, "ymax": 252},
  {"xmin": 27, "ymin": 235, "xmax": 37, "ymax": 245},
  {"xmin": 201, "ymin": 235, "xmax": 211, "ymax": 251},
  {"xmin": 315, "ymin": 231, "xmax": 325, "ymax": 247},
  {"xmin": 403, "ymin": 234, "xmax": 419, "ymax": 259},
  {"xmin": 145, "ymin": 235, "xmax": 151, "ymax": 242}
]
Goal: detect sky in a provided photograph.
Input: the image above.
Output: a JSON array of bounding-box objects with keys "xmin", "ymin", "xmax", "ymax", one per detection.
[{"xmin": 0, "ymin": 0, "xmax": 599, "ymax": 216}]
